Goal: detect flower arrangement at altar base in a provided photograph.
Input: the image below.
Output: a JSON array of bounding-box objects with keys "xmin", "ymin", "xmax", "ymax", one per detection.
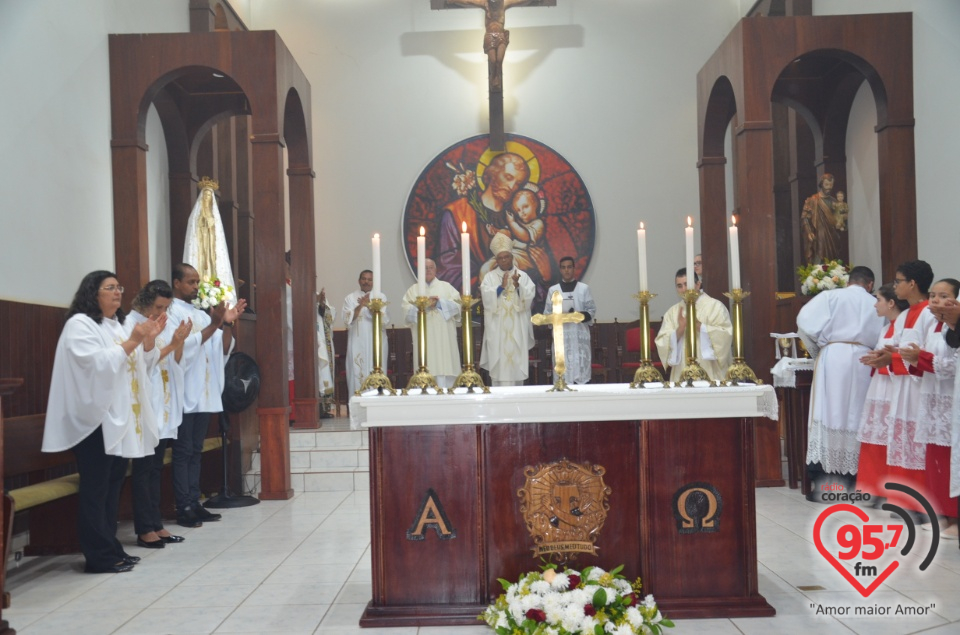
[
  {"xmin": 193, "ymin": 276, "xmax": 234, "ymax": 310},
  {"xmin": 797, "ymin": 259, "xmax": 850, "ymax": 296},
  {"xmin": 480, "ymin": 563, "xmax": 674, "ymax": 635}
]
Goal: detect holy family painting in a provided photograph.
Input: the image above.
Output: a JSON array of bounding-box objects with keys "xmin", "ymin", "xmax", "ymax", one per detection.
[{"xmin": 402, "ymin": 134, "xmax": 596, "ymax": 314}]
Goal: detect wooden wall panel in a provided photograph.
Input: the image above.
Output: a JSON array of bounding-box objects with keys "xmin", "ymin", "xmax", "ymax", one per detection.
[{"xmin": 0, "ymin": 300, "xmax": 66, "ymax": 419}]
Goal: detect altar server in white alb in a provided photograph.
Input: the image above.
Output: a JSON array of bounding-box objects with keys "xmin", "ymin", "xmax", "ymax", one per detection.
[
  {"xmin": 655, "ymin": 268, "xmax": 733, "ymax": 382},
  {"xmin": 168, "ymin": 263, "xmax": 246, "ymax": 528},
  {"xmin": 544, "ymin": 256, "xmax": 597, "ymax": 384},
  {"xmin": 127, "ymin": 280, "xmax": 193, "ymax": 549},
  {"xmin": 480, "ymin": 247, "xmax": 536, "ymax": 386},
  {"xmin": 402, "ymin": 259, "xmax": 462, "ymax": 389},
  {"xmin": 42, "ymin": 271, "xmax": 164, "ymax": 573},
  {"xmin": 797, "ymin": 266, "xmax": 884, "ymax": 494},
  {"xmin": 343, "ymin": 269, "xmax": 389, "ymax": 395}
]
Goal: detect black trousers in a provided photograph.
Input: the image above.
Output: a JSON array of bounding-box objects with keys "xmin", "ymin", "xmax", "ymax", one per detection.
[
  {"xmin": 172, "ymin": 412, "xmax": 210, "ymax": 512},
  {"xmin": 131, "ymin": 438, "xmax": 168, "ymax": 535},
  {"xmin": 72, "ymin": 426, "xmax": 128, "ymax": 569}
]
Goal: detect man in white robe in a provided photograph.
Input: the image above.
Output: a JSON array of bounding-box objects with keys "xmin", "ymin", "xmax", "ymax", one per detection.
[
  {"xmin": 480, "ymin": 250, "xmax": 536, "ymax": 386},
  {"xmin": 655, "ymin": 268, "xmax": 733, "ymax": 383},
  {"xmin": 343, "ymin": 269, "xmax": 389, "ymax": 395},
  {"xmin": 168, "ymin": 263, "xmax": 245, "ymax": 527},
  {"xmin": 544, "ymin": 256, "xmax": 596, "ymax": 385},
  {"xmin": 402, "ymin": 259, "xmax": 462, "ymax": 389},
  {"xmin": 797, "ymin": 266, "xmax": 884, "ymax": 498}
]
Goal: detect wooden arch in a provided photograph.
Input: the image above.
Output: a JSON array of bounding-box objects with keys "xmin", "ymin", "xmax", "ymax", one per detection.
[
  {"xmin": 109, "ymin": 30, "xmax": 317, "ymax": 500},
  {"xmin": 696, "ymin": 13, "xmax": 915, "ymax": 381}
]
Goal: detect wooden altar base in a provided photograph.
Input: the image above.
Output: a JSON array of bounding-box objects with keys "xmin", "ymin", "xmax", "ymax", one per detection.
[{"xmin": 360, "ymin": 417, "xmax": 775, "ymax": 627}]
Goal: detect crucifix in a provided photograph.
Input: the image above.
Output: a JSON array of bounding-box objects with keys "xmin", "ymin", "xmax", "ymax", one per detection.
[
  {"xmin": 432, "ymin": 0, "xmax": 557, "ymax": 151},
  {"xmin": 531, "ymin": 290, "xmax": 583, "ymax": 392}
]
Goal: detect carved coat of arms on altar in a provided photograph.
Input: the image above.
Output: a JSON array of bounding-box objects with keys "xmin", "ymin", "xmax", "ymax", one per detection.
[{"xmin": 517, "ymin": 459, "xmax": 610, "ymax": 562}]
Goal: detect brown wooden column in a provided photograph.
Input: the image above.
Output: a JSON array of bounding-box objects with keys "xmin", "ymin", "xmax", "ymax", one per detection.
[
  {"xmin": 289, "ymin": 167, "xmax": 320, "ymax": 428},
  {"xmin": 0, "ymin": 378, "xmax": 22, "ymax": 635},
  {"xmin": 697, "ymin": 157, "xmax": 729, "ymax": 295},
  {"xmin": 111, "ymin": 140, "xmax": 150, "ymax": 293},
  {"xmin": 235, "ymin": 116, "xmax": 255, "ymax": 307},
  {"xmin": 877, "ymin": 122, "xmax": 918, "ymax": 281},
  {"xmin": 251, "ymin": 132, "xmax": 293, "ymax": 500},
  {"xmin": 169, "ymin": 172, "xmax": 195, "ymax": 269}
]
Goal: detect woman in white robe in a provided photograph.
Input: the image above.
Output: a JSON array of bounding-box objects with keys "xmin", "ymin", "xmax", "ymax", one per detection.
[{"xmin": 42, "ymin": 271, "xmax": 163, "ymax": 573}]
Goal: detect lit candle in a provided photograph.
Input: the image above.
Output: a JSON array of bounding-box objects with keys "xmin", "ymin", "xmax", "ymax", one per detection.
[
  {"xmin": 729, "ymin": 215, "xmax": 741, "ymax": 289},
  {"xmin": 685, "ymin": 217, "xmax": 695, "ymax": 289},
  {"xmin": 417, "ymin": 226, "xmax": 426, "ymax": 296},
  {"xmin": 637, "ymin": 222, "xmax": 648, "ymax": 292},
  {"xmin": 461, "ymin": 221, "xmax": 470, "ymax": 295},
  {"xmin": 372, "ymin": 233, "xmax": 381, "ymax": 298}
]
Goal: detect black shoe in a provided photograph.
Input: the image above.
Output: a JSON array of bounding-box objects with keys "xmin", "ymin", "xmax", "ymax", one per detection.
[
  {"xmin": 194, "ymin": 504, "xmax": 222, "ymax": 522},
  {"xmin": 159, "ymin": 534, "xmax": 185, "ymax": 544},
  {"xmin": 85, "ymin": 562, "xmax": 134, "ymax": 574},
  {"xmin": 176, "ymin": 507, "xmax": 203, "ymax": 528},
  {"xmin": 136, "ymin": 537, "xmax": 165, "ymax": 549},
  {"xmin": 121, "ymin": 553, "xmax": 141, "ymax": 564}
]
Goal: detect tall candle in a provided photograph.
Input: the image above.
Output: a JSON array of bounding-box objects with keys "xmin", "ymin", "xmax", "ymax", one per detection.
[
  {"xmin": 417, "ymin": 226, "xmax": 426, "ymax": 296},
  {"xmin": 729, "ymin": 215, "xmax": 741, "ymax": 289},
  {"xmin": 372, "ymin": 233, "xmax": 381, "ymax": 298},
  {"xmin": 685, "ymin": 217, "xmax": 695, "ymax": 289},
  {"xmin": 637, "ymin": 222, "xmax": 648, "ymax": 292},
  {"xmin": 461, "ymin": 221, "xmax": 470, "ymax": 295}
]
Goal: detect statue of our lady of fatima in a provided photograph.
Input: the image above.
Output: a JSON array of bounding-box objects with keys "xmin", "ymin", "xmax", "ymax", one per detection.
[{"xmin": 183, "ymin": 177, "xmax": 237, "ymax": 304}]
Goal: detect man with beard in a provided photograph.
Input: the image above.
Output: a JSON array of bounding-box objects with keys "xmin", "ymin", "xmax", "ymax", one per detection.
[{"xmin": 343, "ymin": 270, "xmax": 390, "ymax": 395}]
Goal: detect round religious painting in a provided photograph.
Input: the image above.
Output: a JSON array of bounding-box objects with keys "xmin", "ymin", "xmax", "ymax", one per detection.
[{"xmin": 402, "ymin": 134, "xmax": 596, "ymax": 314}]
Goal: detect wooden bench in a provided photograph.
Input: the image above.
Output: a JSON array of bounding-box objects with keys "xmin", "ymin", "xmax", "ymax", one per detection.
[{"xmin": 4, "ymin": 414, "xmax": 223, "ymax": 556}]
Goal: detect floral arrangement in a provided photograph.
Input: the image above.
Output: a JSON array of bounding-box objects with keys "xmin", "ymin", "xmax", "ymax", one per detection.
[
  {"xmin": 193, "ymin": 276, "xmax": 233, "ymax": 309},
  {"xmin": 797, "ymin": 259, "xmax": 850, "ymax": 296},
  {"xmin": 480, "ymin": 563, "xmax": 673, "ymax": 635}
]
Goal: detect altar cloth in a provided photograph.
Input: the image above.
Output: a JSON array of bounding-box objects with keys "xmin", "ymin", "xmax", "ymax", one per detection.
[{"xmin": 350, "ymin": 382, "xmax": 778, "ymax": 429}]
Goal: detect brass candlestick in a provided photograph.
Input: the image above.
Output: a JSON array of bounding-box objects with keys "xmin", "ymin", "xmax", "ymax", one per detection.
[
  {"xmin": 629, "ymin": 290, "xmax": 666, "ymax": 388},
  {"xmin": 449, "ymin": 295, "xmax": 489, "ymax": 393},
  {"xmin": 357, "ymin": 297, "xmax": 396, "ymax": 396},
  {"xmin": 403, "ymin": 296, "xmax": 443, "ymax": 395},
  {"xmin": 723, "ymin": 288, "xmax": 762, "ymax": 385},
  {"xmin": 678, "ymin": 289, "xmax": 711, "ymax": 386}
]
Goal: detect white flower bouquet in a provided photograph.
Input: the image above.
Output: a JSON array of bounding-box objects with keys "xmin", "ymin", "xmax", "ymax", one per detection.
[
  {"xmin": 480, "ymin": 564, "xmax": 673, "ymax": 635},
  {"xmin": 192, "ymin": 276, "xmax": 234, "ymax": 310},
  {"xmin": 798, "ymin": 259, "xmax": 850, "ymax": 296}
]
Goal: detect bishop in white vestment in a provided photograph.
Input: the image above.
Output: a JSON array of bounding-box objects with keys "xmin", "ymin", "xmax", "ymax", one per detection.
[
  {"xmin": 343, "ymin": 270, "xmax": 389, "ymax": 395},
  {"xmin": 480, "ymin": 250, "xmax": 536, "ymax": 386},
  {"xmin": 655, "ymin": 269, "xmax": 732, "ymax": 383},
  {"xmin": 797, "ymin": 268, "xmax": 883, "ymax": 480},
  {"xmin": 544, "ymin": 256, "xmax": 597, "ymax": 385},
  {"xmin": 402, "ymin": 259, "xmax": 462, "ymax": 388}
]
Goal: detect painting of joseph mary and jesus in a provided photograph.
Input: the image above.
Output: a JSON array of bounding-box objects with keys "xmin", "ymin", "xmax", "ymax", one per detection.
[{"xmin": 403, "ymin": 134, "xmax": 596, "ymax": 314}]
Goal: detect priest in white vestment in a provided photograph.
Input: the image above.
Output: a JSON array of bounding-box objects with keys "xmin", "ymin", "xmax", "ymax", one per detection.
[
  {"xmin": 480, "ymin": 250, "xmax": 536, "ymax": 386},
  {"xmin": 402, "ymin": 259, "xmax": 462, "ymax": 389},
  {"xmin": 317, "ymin": 289, "xmax": 336, "ymax": 414},
  {"xmin": 183, "ymin": 177, "xmax": 236, "ymax": 303},
  {"xmin": 343, "ymin": 269, "xmax": 389, "ymax": 395},
  {"xmin": 797, "ymin": 267, "xmax": 884, "ymax": 492},
  {"xmin": 168, "ymin": 263, "xmax": 243, "ymax": 527},
  {"xmin": 544, "ymin": 256, "xmax": 597, "ymax": 385},
  {"xmin": 655, "ymin": 268, "xmax": 733, "ymax": 383},
  {"xmin": 42, "ymin": 271, "xmax": 163, "ymax": 573}
]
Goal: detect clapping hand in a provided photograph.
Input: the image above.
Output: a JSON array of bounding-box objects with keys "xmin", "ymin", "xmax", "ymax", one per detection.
[
  {"xmin": 501, "ymin": 271, "xmax": 510, "ymax": 289},
  {"xmin": 511, "ymin": 271, "xmax": 520, "ymax": 288},
  {"xmin": 223, "ymin": 299, "xmax": 247, "ymax": 324},
  {"xmin": 899, "ymin": 342, "xmax": 921, "ymax": 365},
  {"xmin": 676, "ymin": 306, "xmax": 687, "ymax": 338},
  {"xmin": 172, "ymin": 319, "xmax": 192, "ymax": 347},
  {"xmin": 317, "ymin": 288, "xmax": 326, "ymax": 305},
  {"xmin": 937, "ymin": 298, "xmax": 960, "ymax": 329}
]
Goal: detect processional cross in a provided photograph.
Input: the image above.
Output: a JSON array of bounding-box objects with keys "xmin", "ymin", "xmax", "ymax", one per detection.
[
  {"xmin": 432, "ymin": 0, "xmax": 556, "ymax": 151},
  {"xmin": 531, "ymin": 290, "xmax": 583, "ymax": 392}
]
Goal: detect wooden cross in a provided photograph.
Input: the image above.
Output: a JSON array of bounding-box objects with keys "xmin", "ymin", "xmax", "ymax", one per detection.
[
  {"xmin": 531, "ymin": 290, "xmax": 583, "ymax": 391},
  {"xmin": 432, "ymin": 0, "xmax": 556, "ymax": 151}
]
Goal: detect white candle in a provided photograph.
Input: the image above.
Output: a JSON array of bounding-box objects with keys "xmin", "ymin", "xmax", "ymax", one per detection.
[
  {"xmin": 729, "ymin": 215, "xmax": 741, "ymax": 289},
  {"xmin": 372, "ymin": 233, "xmax": 381, "ymax": 298},
  {"xmin": 685, "ymin": 217, "xmax": 695, "ymax": 289},
  {"xmin": 461, "ymin": 221, "xmax": 470, "ymax": 295},
  {"xmin": 417, "ymin": 226, "xmax": 426, "ymax": 296},
  {"xmin": 637, "ymin": 222, "xmax": 648, "ymax": 292}
]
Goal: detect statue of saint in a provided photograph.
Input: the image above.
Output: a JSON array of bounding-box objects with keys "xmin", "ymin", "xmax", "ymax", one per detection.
[
  {"xmin": 801, "ymin": 173, "xmax": 847, "ymax": 264},
  {"xmin": 183, "ymin": 177, "xmax": 236, "ymax": 302}
]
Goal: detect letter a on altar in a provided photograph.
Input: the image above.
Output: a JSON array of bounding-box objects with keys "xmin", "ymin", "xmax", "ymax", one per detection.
[{"xmin": 406, "ymin": 488, "xmax": 457, "ymax": 541}]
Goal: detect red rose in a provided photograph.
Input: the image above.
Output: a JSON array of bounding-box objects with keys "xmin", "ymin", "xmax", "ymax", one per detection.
[
  {"xmin": 214, "ymin": 280, "xmax": 221, "ymax": 287},
  {"xmin": 624, "ymin": 593, "xmax": 638, "ymax": 607},
  {"xmin": 525, "ymin": 609, "xmax": 546, "ymax": 622},
  {"xmin": 821, "ymin": 265, "xmax": 829, "ymax": 271},
  {"xmin": 568, "ymin": 574, "xmax": 581, "ymax": 589},
  {"xmin": 584, "ymin": 604, "xmax": 597, "ymax": 617}
]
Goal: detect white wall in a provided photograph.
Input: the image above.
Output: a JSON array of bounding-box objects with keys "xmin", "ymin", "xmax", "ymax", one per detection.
[{"xmin": 1, "ymin": 0, "xmax": 957, "ymax": 319}]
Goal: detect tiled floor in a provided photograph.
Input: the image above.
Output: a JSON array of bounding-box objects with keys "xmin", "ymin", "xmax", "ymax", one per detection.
[{"xmin": 5, "ymin": 473, "xmax": 960, "ymax": 633}]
